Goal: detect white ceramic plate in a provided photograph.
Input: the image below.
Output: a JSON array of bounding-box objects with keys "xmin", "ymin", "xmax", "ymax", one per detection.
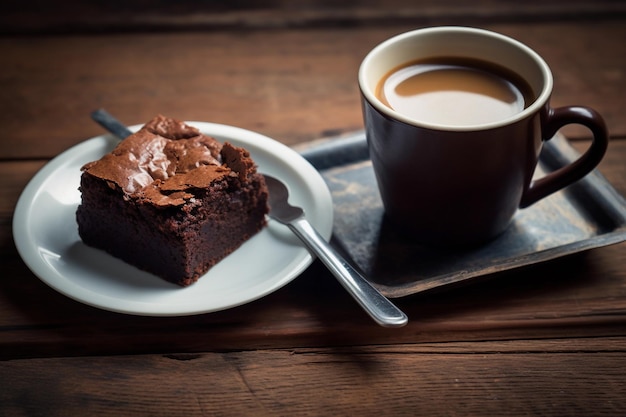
[{"xmin": 13, "ymin": 122, "xmax": 333, "ymax": 316}]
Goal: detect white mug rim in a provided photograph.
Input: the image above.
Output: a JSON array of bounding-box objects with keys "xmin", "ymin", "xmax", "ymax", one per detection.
[{"xmin": 358, "ymin": 26, "xmax": 554, "ymax": 132}]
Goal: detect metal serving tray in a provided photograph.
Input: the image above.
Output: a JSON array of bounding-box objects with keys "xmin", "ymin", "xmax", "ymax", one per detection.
[{"xmin": 297, "ymin": 132, "xmax": 626, "ymax": 298}]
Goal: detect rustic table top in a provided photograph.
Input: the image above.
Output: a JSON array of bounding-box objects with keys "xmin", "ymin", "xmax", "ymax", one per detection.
[{"xmin": 1, "ymin": 2, "xmax": 625, "ymax": 416}]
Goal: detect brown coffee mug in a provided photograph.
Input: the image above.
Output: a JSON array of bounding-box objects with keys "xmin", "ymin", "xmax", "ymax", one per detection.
[{"xmin": 358, "ymin": 26, "xmax": 608, "ymax": 245}]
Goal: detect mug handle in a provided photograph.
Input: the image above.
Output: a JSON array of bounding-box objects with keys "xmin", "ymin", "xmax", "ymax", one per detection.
[{"xmin": 520, "ymin": 106, "xmax": 609, "ymax": 208}]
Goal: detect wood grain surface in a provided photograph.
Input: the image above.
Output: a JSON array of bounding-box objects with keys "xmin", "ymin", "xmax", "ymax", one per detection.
[
  {"xmin": 3, "ymin": 342, "xmax": 625, "ymax": 416},
  {"xmin": 1, "ymin": 2, "xmax": 625, "ymax": 416},
  {"xmin": 1, "ymin": 20, "xmax": 624, "ymax": 160}
]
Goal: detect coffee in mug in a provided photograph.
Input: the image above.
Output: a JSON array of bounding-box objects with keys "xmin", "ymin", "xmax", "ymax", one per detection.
[
  {"xmin": 358, "ymin": 27, "xmax": 608, "ymax": 245},
  {"xmin": 375, "ymin": 58, "xmax": 535, "ymax": 127}
]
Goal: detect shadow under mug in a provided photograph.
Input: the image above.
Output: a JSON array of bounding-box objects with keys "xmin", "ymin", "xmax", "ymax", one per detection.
[{"xmin": 358, "ymin": 26, "xmax": 608, "ymax": 246}]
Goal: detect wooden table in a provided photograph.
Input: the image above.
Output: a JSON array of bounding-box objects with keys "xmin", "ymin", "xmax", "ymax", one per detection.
[{"xmin": 1, "ymin": 2, "xmax": 625, "ymax": 416}]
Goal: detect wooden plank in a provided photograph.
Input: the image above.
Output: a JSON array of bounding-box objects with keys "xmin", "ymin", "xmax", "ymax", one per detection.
[
  {"xmin": 1, "ymin": 0, "xmax": 625, "ymax": 34},
  {"xmin": 2, "ymin": 227, "xmax": 625, "ymax": 359},
  {"xmin": 1, "ymin": 342, "xmax": 625, "ymax": 416},
  {"xmin": 0, "ymin": 21, "xmax": 624, "ymax": 160}
]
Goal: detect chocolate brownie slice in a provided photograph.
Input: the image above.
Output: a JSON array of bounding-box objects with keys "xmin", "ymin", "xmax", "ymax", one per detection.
[{"xmin": 76, "ymin": 115, "xmax": 269, "ymax": 286}]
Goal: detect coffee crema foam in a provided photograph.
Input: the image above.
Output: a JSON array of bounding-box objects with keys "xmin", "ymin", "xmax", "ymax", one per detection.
[{"xmin": 376, "ymin": 58, "xmax": 534, "ymax": 127}]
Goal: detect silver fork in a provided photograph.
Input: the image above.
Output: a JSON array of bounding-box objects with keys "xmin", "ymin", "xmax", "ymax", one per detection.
[{"xmin": 263, "ymin": 174, "xmax": 408, "ymax": 327}]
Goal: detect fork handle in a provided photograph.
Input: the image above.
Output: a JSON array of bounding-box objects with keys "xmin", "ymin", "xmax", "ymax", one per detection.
[{"xmin": 287, "ymin": 217, "xmax": 408, "ymax": 327}]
